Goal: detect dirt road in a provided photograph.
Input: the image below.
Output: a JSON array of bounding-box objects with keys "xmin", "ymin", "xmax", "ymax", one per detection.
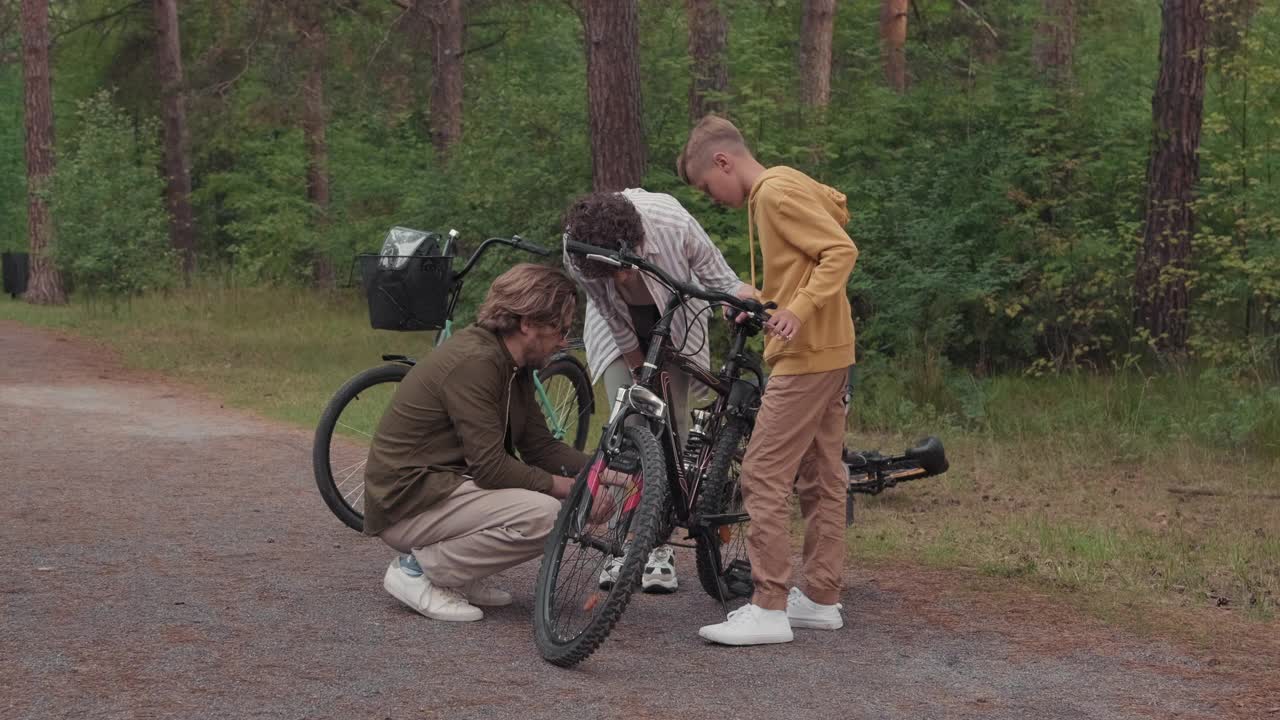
[{"xmin": 0, "ymin": 321, "xmax": 1269, "ymax": 719}]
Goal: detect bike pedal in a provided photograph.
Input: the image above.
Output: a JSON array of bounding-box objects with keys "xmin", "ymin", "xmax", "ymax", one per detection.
[{"xmin": 724, "ymin": 559, "xmax": 754, "ymax": 598}]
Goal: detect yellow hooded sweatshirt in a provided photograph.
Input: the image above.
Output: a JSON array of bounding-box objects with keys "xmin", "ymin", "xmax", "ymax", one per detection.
[{"xmin": 747, "ymin": 166, "xmax": 858, "ymax": 376}]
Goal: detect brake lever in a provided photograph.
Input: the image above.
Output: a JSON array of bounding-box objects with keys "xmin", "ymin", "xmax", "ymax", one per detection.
[{"xmin": 585, "ymin": 253, "xmax": 626, "ymax": 268}]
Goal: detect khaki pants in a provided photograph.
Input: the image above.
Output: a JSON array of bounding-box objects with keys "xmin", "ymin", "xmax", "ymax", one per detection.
[
  {"xmin": 739, "ymin": 367, "xmax": 849, "ymax": 610},
  {"xmin": 378, "ymin": 480, "xmax": 561, "ymax": 588}
]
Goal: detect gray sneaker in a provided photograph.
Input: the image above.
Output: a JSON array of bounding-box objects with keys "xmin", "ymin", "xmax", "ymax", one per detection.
[{"xmin": 641, "ymin": 545, "xmax": 678, "ymax": 593}]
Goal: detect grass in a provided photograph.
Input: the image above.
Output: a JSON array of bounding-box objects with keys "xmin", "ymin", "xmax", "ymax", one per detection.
[
  {"xmin": 5, "ymin": 287, "xmax": 1279, "ymax": 627},
  {"xmin": 844, "ymin": 429, "xmax": 1280, "ymax": 622}
]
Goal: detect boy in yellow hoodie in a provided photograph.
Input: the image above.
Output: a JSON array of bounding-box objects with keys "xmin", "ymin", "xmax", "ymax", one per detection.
[{"xmin": 678, "ymin": 115, "xmax": 857, "ymax": 646}]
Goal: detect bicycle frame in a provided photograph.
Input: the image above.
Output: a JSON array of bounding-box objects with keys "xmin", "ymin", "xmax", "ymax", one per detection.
[{"xmin": 596, "ymin": 285, "xmax": 765, "ymax": 537}]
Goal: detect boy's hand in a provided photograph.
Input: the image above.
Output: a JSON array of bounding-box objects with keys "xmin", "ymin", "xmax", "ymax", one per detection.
[
  {"xmin": 724, "ymin": 285, "xmax": 761, "ymax": 322},
  {"xmin": 766, "ymin": 308, "xmax": 802, "ymax": 341}
]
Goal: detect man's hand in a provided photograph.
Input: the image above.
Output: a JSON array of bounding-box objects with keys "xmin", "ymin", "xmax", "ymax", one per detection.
[
  {"xmin": 588, "ymin": 492, "xmax": 617, "ymax": 525},
  {"xmin": 585, "ymin": 467, "xmax": 633, "ymax": 524},
  {"xmin": 766, "ymin": 308, "xmax": 802, "ymax": 342},
  {"xmin": 549, "ymin": 475, "xmax": 576, "ymax": 499}
]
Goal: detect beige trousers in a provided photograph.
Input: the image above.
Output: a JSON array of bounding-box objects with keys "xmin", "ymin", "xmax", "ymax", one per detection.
[
  {"xmin": 739, "ymin": 367, "xmax": 850, "ymax": 610},
  {"xmin": 378, "ymin": 480, "xmax": 561, "ymax": 588}
]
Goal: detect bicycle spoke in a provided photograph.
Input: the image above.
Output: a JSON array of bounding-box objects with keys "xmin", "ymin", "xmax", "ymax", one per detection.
[
  {"xmin": 545, "ymin": 460, "xmax": 642, "ymax": 642},
  {"xmin": 538, "ymin": 370, "xmax": 587, "ymax": 446},
  {"xmin": 335, "ymin": 420, "xmax": 376, "ymax": 440},
  {"xmin": 320, "ymin": 372, "xmax": 398, "ymax": 527},
  {"xmin": 344, "ymin": 485, "xmax": 365, "ymax": 507},
  {"xmin": 694, "ymin": 417, "xmax": 754, "ymax": 601},
  {"xmin": 551, "ymin": 385, "xmax": 579, "ymax": 423},
  {"xmin": 334, "ymin": 459, "xmax": 367, "ymax": 490}
]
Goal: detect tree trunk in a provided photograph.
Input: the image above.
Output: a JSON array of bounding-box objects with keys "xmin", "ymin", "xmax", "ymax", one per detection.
[
  {"xmin": 584, "ymin": 0, "xmax": 646, "ymax": 192},
  {"xmin": 301, "ymin": 26, "xmax": 328, "ymax": 211},
  {"xmin": 799, "ymin": 0, "xmax": 837, "ymax": 108},
  {"xmin": 422, "ymin": 0, "xmax": 464, "ymax": 157},
  {"xmin": 153, "ymin": 0, "xmax": 197, "ymax": 283},
  {"xmin": 880, "ymin": 0, "xmax": 908, "ymax": 93},
  {"xmin": 1033, "ymin": 0, "xmax": 1075, "ymax": 84},
  {"xmin": 956, "ymin": 0, "xmax": 999, "ymax": 65},
  {"xmin": 295, "ymin": 3, "xmax": 334, "ymax": 289},
  {"xmin": 21, "ymin": 0, "xmax": 65, "ymax": 305},
  {"xmin": 302, "ymin": 8, "xmax": 332, "ymax": 288},
  {"xmin": 686, "ymin": 0, "xmax": 728, "ymax": 123},
  {"xmin": 1135, "ymin": 0, "xmax": 1208, "ymax": 356}
]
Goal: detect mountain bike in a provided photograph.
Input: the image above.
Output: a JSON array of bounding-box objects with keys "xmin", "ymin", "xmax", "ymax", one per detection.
[
  {"xmin": 312, "ymin": 230, "xmax": 594, "ymax": 533},
  {"xmin": 534, "ymin": 238, "xmax": 950, "ymax": 667},
  {"xmin": 533, "ymin": 237, "xmax": 778, "ymax": 667}
]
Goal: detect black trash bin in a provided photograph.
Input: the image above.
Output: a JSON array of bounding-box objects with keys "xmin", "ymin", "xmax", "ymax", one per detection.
[{"xmin": 2, "ymin": 252, "xmax": 29, "ymax": 299}]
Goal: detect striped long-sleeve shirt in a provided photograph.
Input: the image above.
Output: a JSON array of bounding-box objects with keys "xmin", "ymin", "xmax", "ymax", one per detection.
[{"xmin": 563, "ymin": 188, "xmax": 749, "ymax": 384}]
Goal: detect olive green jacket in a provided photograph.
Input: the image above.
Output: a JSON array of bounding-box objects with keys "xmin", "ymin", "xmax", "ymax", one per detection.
[{"xmin": 362, "ymin": 325, "xmax": 589, "ymax": 535}]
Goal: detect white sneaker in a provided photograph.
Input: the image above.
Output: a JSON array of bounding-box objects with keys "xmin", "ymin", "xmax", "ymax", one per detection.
[
  {"xmin": 641, "ymin": 545, "xmax": 678, "ymax": 593},
  {"xmin": 459, "ymin": 578, "xmax": 512, "ymax": 607},
  {"xmin": 598, "ymin": 555, "xmax": 623, "ymax": 590},
  {"xmin": 786, "ymin": 587, "xmax": 843, "ymax": 630},
  {"xmin": 598, "ymin": 541, "xmax": 631, "ymax": 590},
  {"xmin": 698, "ymin": 603, "xmax": 794, "ymax": 646},
  {"xmin": 382, "ymin": 559, "xmax": 483, "ymax": 622}
]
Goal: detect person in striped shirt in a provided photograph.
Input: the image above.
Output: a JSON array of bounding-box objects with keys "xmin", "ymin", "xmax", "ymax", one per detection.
[{"xmin": 562, "ymin": 189, "xmax": 755, "ymax": 594}]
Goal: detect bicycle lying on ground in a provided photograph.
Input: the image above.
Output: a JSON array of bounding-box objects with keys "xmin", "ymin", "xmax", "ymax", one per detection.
[
  {"xmin": 312, "ymin": 229, "xmax": 595, "ymax": 533},
  {"xmin": 533, "ymin": 237, "xmax": 948, "ymax": 668}
]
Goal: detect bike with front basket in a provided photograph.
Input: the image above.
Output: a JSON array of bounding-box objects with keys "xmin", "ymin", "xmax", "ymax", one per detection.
[
  {"xmin": 533, "ymin": 238, "xmax": 948, "ymax": 667},
  {"xmin": 312, "ymin": 229, "xmax": 595, "ymax": 533}
]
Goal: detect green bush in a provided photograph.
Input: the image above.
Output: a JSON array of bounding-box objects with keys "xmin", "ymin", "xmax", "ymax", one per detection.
[{"xmin": 50, "ymin": 91, "xmax": 174, "ymax": 297}]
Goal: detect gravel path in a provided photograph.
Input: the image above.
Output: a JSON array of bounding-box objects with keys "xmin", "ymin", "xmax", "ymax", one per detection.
[{"xmin": 0, "ymin": 320, "xmax": 1267, "ymax": 719}]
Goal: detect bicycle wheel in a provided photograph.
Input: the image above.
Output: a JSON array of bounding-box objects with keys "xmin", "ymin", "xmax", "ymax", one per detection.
[
  {"xmin": 534, "ymin": 425, "xmax": 669, "ymax": 667},
  {"xmin": 312, "ymin": 363, "xmax": 408, "ymax": 532},
  {"xmin": 694, "ymin": 416, "xmax": 754, "ymax": 601},
  {"xmin": 537, "ymin": 356, "xmax": 592, "ymax": 451}
]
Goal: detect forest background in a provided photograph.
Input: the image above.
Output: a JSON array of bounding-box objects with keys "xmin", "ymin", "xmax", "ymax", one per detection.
[{"xmin": 2, "ymin": 0, "xmax": 1278, "ymax": 623}]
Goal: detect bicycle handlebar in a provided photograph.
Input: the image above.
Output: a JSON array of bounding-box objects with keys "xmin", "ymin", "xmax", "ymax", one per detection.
[
  {"xmin": 511, "ymin": 235, "xmax": 552, "ymax": 257},
  {"xmin": 563, "ymin": 239, "xmax": 773, "ymax": 323},
  {"xmin": 844, "ymin": 436, "xmax": 949, "ymax": 525},
  {"xmin": 453, "ymin": 234, "xmax": 552, "ymax": 280},
  {"xmin": 846, "ymin": 436, "xmax": 949, "ymax": 496}
]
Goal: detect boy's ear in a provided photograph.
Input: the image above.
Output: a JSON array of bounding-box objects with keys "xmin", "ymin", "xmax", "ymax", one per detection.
[{"xmin": 713, "ymin": 151, "xmax": 733, "ymax": 172}]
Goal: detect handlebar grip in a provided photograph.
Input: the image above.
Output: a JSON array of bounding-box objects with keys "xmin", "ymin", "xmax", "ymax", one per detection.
[
  {"xmin": 513, "ymin": 237, "xmax": 551, "ymax": 256},
  {"xmin": 564, "ymin": 239, "xmax": 614, "ymax": 259}
]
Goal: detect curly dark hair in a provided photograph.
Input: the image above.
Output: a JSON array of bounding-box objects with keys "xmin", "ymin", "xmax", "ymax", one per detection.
[{"xmin": 563, "ymin": 192, "xmax": 645, "ymax": 280}]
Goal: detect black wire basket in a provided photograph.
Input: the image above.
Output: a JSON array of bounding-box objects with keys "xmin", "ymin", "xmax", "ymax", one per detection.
[{"xmin": 357, "ymin": 252, "xmax": 455, "ymax": 331}]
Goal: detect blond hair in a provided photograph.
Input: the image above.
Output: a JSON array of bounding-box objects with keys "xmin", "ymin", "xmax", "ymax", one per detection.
[
  {"xmin": 475, "ymin": 263, "xmax": 577, "ymax": 336},
  {"xmin": 676, "ymin": 114, "xmax": 748, "ymax": 184}
]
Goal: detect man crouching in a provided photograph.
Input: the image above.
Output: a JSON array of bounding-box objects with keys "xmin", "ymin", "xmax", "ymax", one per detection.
[{"xmin": 363, "ymin": 264, "xmax": 588, "ymax": 621}]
